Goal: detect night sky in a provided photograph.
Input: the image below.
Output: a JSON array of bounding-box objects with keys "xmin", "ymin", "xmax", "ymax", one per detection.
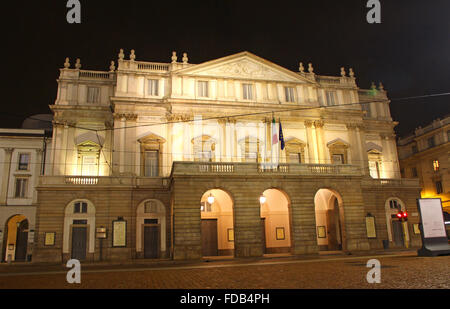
[{"xmin": 2, "ymin": 0, "xmax": 449, "ymax": 137}]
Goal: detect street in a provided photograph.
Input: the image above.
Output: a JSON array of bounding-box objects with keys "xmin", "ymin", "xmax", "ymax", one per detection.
[{"xmin": 0, "ymin": 251, "xmax": 448, "ymax": 289}]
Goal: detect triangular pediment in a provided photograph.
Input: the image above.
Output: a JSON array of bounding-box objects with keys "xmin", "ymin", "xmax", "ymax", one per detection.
[{"xmin": 175, "ymin": 51, "xmax": 315, "ymax": 84}]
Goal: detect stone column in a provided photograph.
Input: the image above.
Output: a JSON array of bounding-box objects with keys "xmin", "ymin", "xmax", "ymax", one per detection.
[
  {"xmin": 33, "ymin": 149, "xmax": 43, "ymax": 203},
  {"xmin": 183, "ymin": 116, "xmax": 192, "ymax": 161},
  {"xmin": 314, "ymin": 120, "xmax": 326, "ymax": 164},
  {"xmin": 233, "ymin": 190, "xmax": 264, "ymax": 258},
  {"xmin": 0, "ymin": 148, "xmax": 14, "ymax": 204},
  {"xmin": 229, "ymin": 119, "xmax": 237, "ymax": 162},
  {"xmin": 62, "ymin": 122, "xmax": 69, "ymax": 175},
  {"xmin": 119, "ymin": 116, "xmax": 126, "ymax": 174},
  {"xmin": 218, "ymin": 118, "xmax": 227, "ymax": 162},
  {"xmin": 356, "ymin": 125, "xmax": 370, "ymax": 175},
  {"xmin": 304, "ymin": 120, "xmax": 315, "ymax": 163},
  {"xmin": 290, "ymin": 192, "xmax": 319, "ymax": 255},
  {"xmin": 346, "ymin": 124, "xmax": 361, "ymax": 167}
]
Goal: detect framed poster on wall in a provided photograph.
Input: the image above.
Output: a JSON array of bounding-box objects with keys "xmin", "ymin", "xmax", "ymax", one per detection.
[
  {"xmin": 44, "ymin": 232, "xmax": 55, "ymax": 246},
  {"xmin": 365, "ymin": 215, "xmax": 377, "ymax": 238},
  {"xmin": 112, "ymin": 219, "xmax": 127, "ymax": 247},
  {"xmin": 317, "ymin": 226, "xmax": 326, "ymax": 238}
]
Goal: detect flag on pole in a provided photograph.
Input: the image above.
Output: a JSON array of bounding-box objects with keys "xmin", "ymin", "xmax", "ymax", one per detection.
[
  {"xmin": 272, "ymin": 117, "xmax": 278, "ymax": 145},
  {"xmin": 279, "ymin": 119, "xmax": 285, "ymax": 150}
]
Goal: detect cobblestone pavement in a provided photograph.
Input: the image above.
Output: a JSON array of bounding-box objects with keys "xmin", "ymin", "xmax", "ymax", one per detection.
[{"xmin": 0, "ymin": 252, "xmax": 448, "ymax": 289}]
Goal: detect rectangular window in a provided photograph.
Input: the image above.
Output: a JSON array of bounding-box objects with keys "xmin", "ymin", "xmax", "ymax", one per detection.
[
  {"xmin": 144, "ymin": 219, "xmax": 158, "ymax": 224},
  {"xmin": 436, "ymin": 181, "xmax": 443, "ymax": 194},
  {"xmin": 18, "ymin": 153, "xmax": 30, "ymax": 170},
  {"xmin": 242, "ymin": 84, "xmax": 253, "ymax": 100},
  {"xmin": 74, "ymin": 202, "xmax": 88, "ymax": 214},
  {"xmin": 245, "ymin": 151, "xmax": 258, "ymax": 162},
  {"xmin": 284, "ymin": 87, "xmax": 295, "ymax": 102},
  {"xmin": 411, "ymin": 167, "xmax": 418, "ymax": 177},
  {"xmin": 81, "ymin": 155, "xmax": 98, "ymax": 176},
  {"xmin": 201, "ymin": 201, "xmax": 212, "ymax": 212},
  {"xmin": 332, "ymin": 154, "xmax": 344, "ymax": 164},
  {"xmin": 73, "ymin": 219, "xmax": 87, "ymax": 225},
  {"xmin": 144, "ymin": 150, "xmax": 159, "ymax": 177},
  {"xmin": 87, "ymin": 87, "xmax": 100, "ymax": 103},
  {"xmin": 361, "ymin": 103, "xmax": 371, "ymax": 117},
  {"xmin": 432, "ymin": 159, "xmax": 440, "ymax": 171},
  {"xmin": 14, "ymin": 178, "xmax": 28, "ymax": 198},
  {"xmin": 196, "ymin": 151, "xmax": 212, "ymax": 162},
  {"xmin": 369, "ymin": 161, "xmax": 381, "ymax": 179},
  {"xmin": 288, "ymin": 153, "xmax": 301, "ymax": 163},
  {"xmin": 197, "ymin": 81, "xmax": 209, "ymax": 97},
  {"xmin": 326, "ymin": 91, "xmax": 337, "ymax": 106},
  {"xmin": 428, "ymin": 136, "xmax": 435, "ymax": 148},
  {"xmin": 148, "ymin": 79, "xmax": 159, "ymax": 96}
]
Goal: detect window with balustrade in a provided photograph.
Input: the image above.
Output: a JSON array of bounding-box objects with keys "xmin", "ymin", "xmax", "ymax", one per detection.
[
  {"xmin": 76, "ymin": 141, "xmax": 100, "ymax": 176},
  {"xmin": 239, "ymin": 136, "xmax": 261, "ymax": 163},
  {"xmin": 138, "ymin": 133, "xmax": 165, "ymax": 177},
  {"xmin": 285, "ymin": 138, "xmax": 306, "ymax": 163},
  {"xmin": 192, "ymin": 135, "xmax": 216, "ymax": 162},
  {"xmin": 327, "ymin": 140, "xmax": 349, "ymax": 165}
]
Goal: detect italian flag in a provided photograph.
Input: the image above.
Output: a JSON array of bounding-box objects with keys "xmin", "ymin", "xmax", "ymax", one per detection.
[{"xmin": 272, "ymin": 117, "xmax": 278, "ymax": 145}]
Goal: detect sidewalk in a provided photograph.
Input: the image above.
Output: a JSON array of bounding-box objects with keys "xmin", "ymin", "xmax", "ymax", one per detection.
[{"xmin": 0, "ymin": 248, "xmax": 419, "ymax": 275}]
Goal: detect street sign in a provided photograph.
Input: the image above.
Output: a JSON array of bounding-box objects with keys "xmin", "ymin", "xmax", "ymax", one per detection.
[{"xmin": 417, "ymin": 198, "xmax": 450, "ymax": 256}]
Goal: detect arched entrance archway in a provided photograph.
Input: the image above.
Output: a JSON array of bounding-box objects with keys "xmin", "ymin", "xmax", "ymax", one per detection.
[
  {"xmin": 200, "ymin": 189, "xmax": 234, "ymax": 257},
  {"xmin": 314, "ymin": 189, "xmax": 344, "ymax": 251},
  {"xmin": 260, "ymin": 188, "xmax": 292, "ymax": 254},
  {"xmin": 385, "ymin": 198, "xmax": 409, "ymax": 248},
  {"xmin": 2, "ymin": 215, "xmax": 28, "ymax": 262},
  {"xmin": 63, "ymin": 199, "xmax": 96, "ymax": 261},
  {"xmin": 136, "ymin": 199, "xmax": 166, "ymax": 259}
]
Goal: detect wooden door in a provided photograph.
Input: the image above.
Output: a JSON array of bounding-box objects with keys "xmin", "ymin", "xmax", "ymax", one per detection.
[
  {"xmin": 201, "ymin": 219, "xmax": 218, "ymax": 256},
  {"xmin": 392, "ymin": 220, "xmax": 404, "ymax": 247},
  {"xmin": 15, "ymin": 221, "xmax": 28, "ymax": 261},
  {"xmin": 144, "ymin": 225, "xmax": 160, "ymax": 259},
  {"xmin": 261, "ymin": 218, "xmax": 266, "ymax": 254},
  {"xmin": 71, "ymin": 227, "xmax": 87, "ymax": 261}
]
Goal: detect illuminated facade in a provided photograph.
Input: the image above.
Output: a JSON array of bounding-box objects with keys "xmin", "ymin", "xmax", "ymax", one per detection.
[
  {"xmin": 398, "ymin": 116, "xmax": 450, "ymax": 212},
  {"xmin": 31, "ymin": 50, "xmax": 422, "ymax": 263},
  {"xmin": 0, "ymin": 125, "xmax": 52, "ymax": 262}
]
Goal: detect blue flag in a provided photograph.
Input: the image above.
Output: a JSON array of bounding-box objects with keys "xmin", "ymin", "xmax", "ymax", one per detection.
[{"xmin": 279, "ymin": 119, "xmax": 285, "ymax": 150}]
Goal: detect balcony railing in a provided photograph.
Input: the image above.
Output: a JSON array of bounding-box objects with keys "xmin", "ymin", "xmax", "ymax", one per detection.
[
  {"xmin": 362, "ymin": 178, "xmax": 420, "ymax": 187},
  {"xmin": 172, "ymin": 161, "xmax": 362, "ymax": 177},
  {"xmin": 39, "ymin": 175, "xmax": 170, "ymax": 188}
]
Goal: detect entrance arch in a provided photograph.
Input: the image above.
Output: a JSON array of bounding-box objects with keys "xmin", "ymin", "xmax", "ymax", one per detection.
[
  {"xmin": 2, "ymin": 215, "xmax": 29, "ymax": 262},
  {"xmin": 63, "ymin": 199, "xmax": 96, "ymax": 261},
  {"xmin": 136, "ymin": 199, "xmax": 166, "ymax": 259},
  {"xmin": 314, "ymin": 189, "xmax": 344, "ymax": 251},
  {"xmin": 200, "ymin": 189, "xmax": 234, "ymax": 257},
  {"xmin": 385, "ymin": 197, "xmax": 409, "ymax": 247},
  {"xmin": 260, "ymin": 188, "xmax": 292, "ymax": 254}
]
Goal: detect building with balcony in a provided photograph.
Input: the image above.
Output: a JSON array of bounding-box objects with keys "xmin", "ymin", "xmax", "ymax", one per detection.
[
  {"xmin": 398, "ymin": 115, "xmax": 450, "ymax": 212},
  {"xmin": 0, "ymin": 115, "xmax": 52, "ymax": 262},
  {"xmin": 31, "ymin": 50, "xmax": 421, "ymax": 263}
]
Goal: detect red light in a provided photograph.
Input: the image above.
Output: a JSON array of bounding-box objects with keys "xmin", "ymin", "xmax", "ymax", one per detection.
[
  {"xmin": 402, "ymin": 211, "xmax": 408, "ymax": 218},
  {"xmin": 396, "ymin": 212, "xmax": 402, "ymax": 219}
]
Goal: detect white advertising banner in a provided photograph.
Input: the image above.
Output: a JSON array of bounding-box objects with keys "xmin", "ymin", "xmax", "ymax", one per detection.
[{"xmin": 418, "ymin": 198, "xmax": 447, "ymax": 238}]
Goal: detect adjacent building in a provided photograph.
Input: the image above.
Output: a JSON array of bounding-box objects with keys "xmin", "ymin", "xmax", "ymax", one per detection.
[
  {"xmin": 15, "ymin": 50, "xmax": 422, "ymax": 263},
  {"xmin": 398, "ymin": 115, "xmax": 450, "ymax": 213},
  {"xmin": 0, "ymin": 116, "xmax": 52, "ymax": 262}
]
